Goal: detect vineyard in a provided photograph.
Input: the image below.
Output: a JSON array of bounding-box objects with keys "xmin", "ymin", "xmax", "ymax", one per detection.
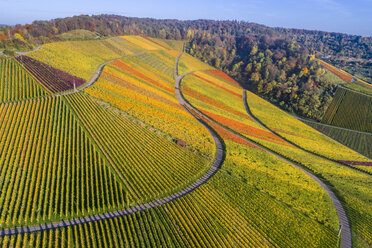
[
  {"xmin": 15, "ymin": 56, "xmax": 86, "ymax": 93},
  {"xmin": 344, "ymin": 80, "xmax": 372, "ymax": 96},
  {"xmin": 0, "ymin": 58, "xmax": 47, "ymax": 102},
  {"xmin": 27, "ymin": 36, "xmax": 148, "ymax": 80},
  {"xmin": 65, "ymin": 92, "xmax": 212, "ymax": 202},
  {"xmin": 303, "ymin": 119, "xmax": 372, "ymax": 159},
  {"xmin": 0, "ymin": 97, "xmax": 131, "ymax": 228},
  {"xmin": 321, "ymin": 86, "xmax": 372, "ymax": 133},
  {"xmin": 84, "ymin": 50, "xmax": 215, "ymax": 156},
  {"xmin": 0, "ymin": 35, "xmax": 371, "ymax": 247},
  {"xmin": 0, "ymin": 170, "xmax": 339, "ymax": 247},
  {"xmin": 180, "ymin": 64, "xmax": 372, "ymax": 246}
]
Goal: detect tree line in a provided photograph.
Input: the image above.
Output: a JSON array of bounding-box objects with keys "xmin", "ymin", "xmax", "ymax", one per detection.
[{"xmin": 1, "ymin": 14, "xmax": 371, "ymax": 120}]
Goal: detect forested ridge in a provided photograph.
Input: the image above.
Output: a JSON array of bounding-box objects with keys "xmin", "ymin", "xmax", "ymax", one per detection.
[{"xmin": 1, "ymin": 14, "xmax": 371, "ymax": 120}]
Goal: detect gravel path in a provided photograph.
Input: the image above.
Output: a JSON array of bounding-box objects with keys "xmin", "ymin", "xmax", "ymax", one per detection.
[
  {"xmin": 16, "ymin": 45, "xmax": 42, "ymax": 56},
  {"xmin": 242, "ymin": 89, "xmax": 352, "ymax": 248},
  {"xmin": 0, "ymin": 51, "xmax": 224, "ymax": 237},
  {"xmin": 0, "ymin": 51, "xmax": 353, "ymax": 248},
  {"xmin": 176, "ymin": 58, "xmax": 351, "ymax": 248}
]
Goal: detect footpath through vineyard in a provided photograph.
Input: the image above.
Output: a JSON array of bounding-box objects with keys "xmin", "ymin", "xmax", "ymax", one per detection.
[
  {"xmin": 0, "ymin": 51, "xmax": 224, "ymax": 236},
  {"xmin": 176, "ymin": 52, "xmax": 352, "ymax": 248},
  {"xmin": 0, "ymin": 50, "xmax": 352, "ymax": 248}
]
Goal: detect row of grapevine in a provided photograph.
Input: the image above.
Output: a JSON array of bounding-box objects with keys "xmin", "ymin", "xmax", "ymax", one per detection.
[
  {"xmin": 0, "ymin": 58, "xmax": 47, "ymax": 103},
  {"xmin": 344, "ymin": 80, "xmax": 372, "ymax": 96},
  {"xmin": 321, "ymin": 86, "xmax": 372, "ymax": 133},
  {"xmin": 15, "ymin": 56, "xmax": 86, "ymax": 93},
  {"xmin": 181, "ymin": 71, "xmax": 287, "ymax": 147},
  {"xmin": 65, "ymin": 92, "xmax": 212, "ymax": 203},
  {"xmin": 0, "ymin": 96, "xmax": 133, "ymax": 228},
  {"xmin": 84, "ymin": 51, "xmax": 215, "ymax": 156},
  {"xmin": 27, "ymin": 36, "xmax": 150, "ymax": 80},
  {"xmin": 0, "ymin": 169, "xmax": 339, "ymax": 247},
  {"xmin": 303, "ymin": 119, "xmax": 372, "ymax": 159}
]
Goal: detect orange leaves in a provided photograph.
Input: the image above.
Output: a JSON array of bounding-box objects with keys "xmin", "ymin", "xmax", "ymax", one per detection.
[
  {"xmin": 186, "ymin": 106, "xmax": 259, "ymax": 148},
  {"xmin": 183, "ymin": 85, "xmax": 250, "ymax": 120},
  {"xmin": 193, "ymin": 74, "xmax": 242, "ymax": 98},
  {"xmin": 200, "ymin": 109, "xmax": 293, "ymax": 147},
  {"xmin": 208, "ymin": 70, "xmax": 240, "ymax": 86},
  {"xmin": 209, "ymin": 120, "xmax": 260, "ymax": 148},
  {"xmin": 316, "ymin": 59, "xmax": 353, "ymax": 83},
  {"xmin": 111, "ymin": 60, "xmax": 173, "ymax": 93},
  {"xmin": 142, "ymin": 36, "xmax": 171, "ymax": 50}
]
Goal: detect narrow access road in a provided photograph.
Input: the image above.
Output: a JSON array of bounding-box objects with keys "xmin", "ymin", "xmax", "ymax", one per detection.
[
  {"xmin": 58, "ymin": 51, "xmax": 149, "ymax": 96},
  {"xmin": 243, "ymin": 89, "xmax": 372, "ymax": 175},
  {"xmin": 242, "ymin": 89, "xmax": 352, "ymax": 248},
  {"xmin": 176, "ymin": 56, "xmax": 351, "ymax": 248},
  {"xmin": 16, "ymin": 45, "xmax": 42, "ymax": 56},
  {"xmin": 0, "ymin": 51, "xmax": 224, "ymax": 237},
  {"xmin": 1, "ymin": 51, "xmax": 149, "ymax": 104}
]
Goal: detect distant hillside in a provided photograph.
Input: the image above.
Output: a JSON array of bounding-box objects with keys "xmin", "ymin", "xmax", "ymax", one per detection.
[
  {"xmin": 58, "ymin": 29, "xmax": 101, "ymax": 40},
  {"xmin": 0, "ymin": 14, "xmax": 371, "ymax": 58},
  {"xmin": 1, "ymin": 14, "xmax": 371, "ymax": 121}
]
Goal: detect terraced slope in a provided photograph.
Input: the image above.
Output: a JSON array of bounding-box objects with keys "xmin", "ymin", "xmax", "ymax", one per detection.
[
  {"xmin": 0, "ymin": 53, "xmax": 341, "ymax": 247},
  {"xmin": 1, "ymin": 37, "xmax": 370, "ymax": 247}
]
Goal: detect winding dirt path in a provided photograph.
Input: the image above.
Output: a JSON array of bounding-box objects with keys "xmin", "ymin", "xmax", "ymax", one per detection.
[
  {"xmin": 0, "ymin": 51, "xmax": 224, "ymax": 237},
  {"xmin": 176, "ymin": 53, "xmax": 351, "ymax": 248},
  {"xmin": 241, "ymin": 90, "xmax": 352, "ymax": 248},
  {"xmin": 0, "ymin": 51, "xmax": 352, "ymax": 248}
]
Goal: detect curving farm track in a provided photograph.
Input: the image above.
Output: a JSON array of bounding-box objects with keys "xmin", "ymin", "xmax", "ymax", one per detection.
[
  {"xmin": 0, "ymin": 51, "xmax": 224, "ymax": 237},
  {"xmin": 242, "ymin": 90, "xmax": 352, "ymax": 248},
  {"xmin": 176, "ymin": 52, "xmax": 351, "ymax": 248},
  {"xmin": 0, "ymin": 51, "xmax": 352, "ymax": 248}
]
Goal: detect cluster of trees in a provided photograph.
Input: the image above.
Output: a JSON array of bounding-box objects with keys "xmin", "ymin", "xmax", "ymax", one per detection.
[
  {"xmin": 1, "ymin": 14, "xmax": 371, "ymax": 56},
  {"xmin": 186, "ymin": 33, "xmax": 338, "ymax": 120},
  {"xmin": 1, "ymin": 14, "xmax": 370, "ymax": 119}
]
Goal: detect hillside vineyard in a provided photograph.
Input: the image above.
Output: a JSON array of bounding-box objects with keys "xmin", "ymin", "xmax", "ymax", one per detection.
[{"xmin": 0, "ymin": 35, "xmax": 371, "ymax": 248}]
